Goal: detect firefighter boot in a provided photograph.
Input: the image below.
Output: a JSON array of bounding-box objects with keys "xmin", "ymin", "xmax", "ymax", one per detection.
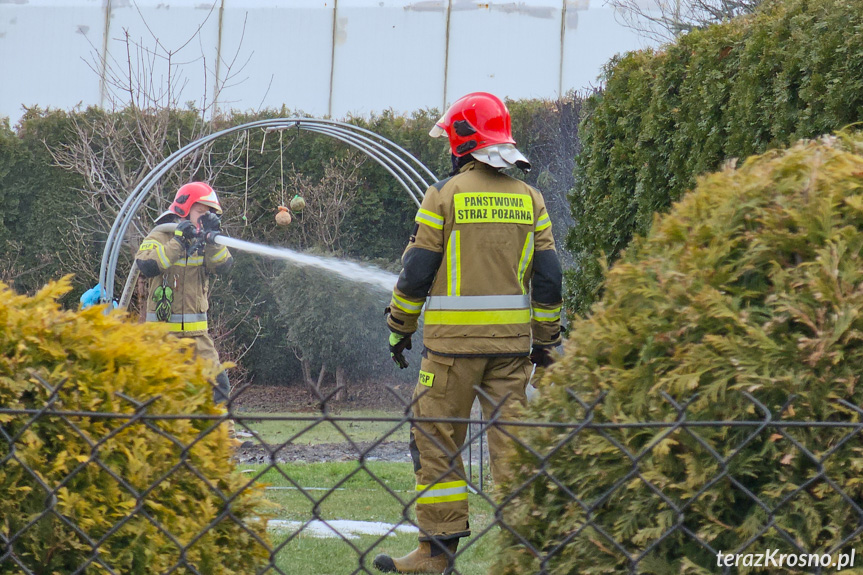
[{"xmin": 373, "ymin": 538, "xmax": 458, "ymax": 574}]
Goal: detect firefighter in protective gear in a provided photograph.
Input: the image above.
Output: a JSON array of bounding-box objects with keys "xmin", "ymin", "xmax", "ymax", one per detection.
[
  {"xmin": 135, "ymin": 182, "xmax": 234, "ymax": 404},
  {"xmin": 374, "ymin": 92, "xmax": 563, "ymax": 574}
]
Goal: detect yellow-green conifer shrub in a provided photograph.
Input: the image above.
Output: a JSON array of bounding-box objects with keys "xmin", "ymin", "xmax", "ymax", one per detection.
[
  {"xmin": 498, "ymin": 133, "xmax": 863, "ymax": 574},
  {"xmin": 0, "ymin": 278, "xmax": 270, "ymax": 574}
]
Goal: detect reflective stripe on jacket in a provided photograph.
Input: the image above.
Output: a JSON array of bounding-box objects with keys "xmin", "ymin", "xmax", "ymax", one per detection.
[
  {"xmin": 135, "ymin": 229, "xmax": 233, "ymax": 336},
  {"xmin": 387, "ymin": 161, "xmax": 562, "ymax": 356}
]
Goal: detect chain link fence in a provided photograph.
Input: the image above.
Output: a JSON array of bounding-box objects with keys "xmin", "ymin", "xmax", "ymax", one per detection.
[{"xmin": 3, "ymin": 376, "xmax": 863, "ymax": 574}]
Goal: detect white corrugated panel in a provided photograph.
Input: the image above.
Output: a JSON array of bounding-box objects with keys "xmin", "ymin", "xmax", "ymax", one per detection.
[
  {"xmin": 0, "ymin": 0, "xmax": 104, "ymax": 120},
  {"xmin": 446, "ymin": 1, "xmax": 563, "ymax": 102},
  {"xmin": 219, "ymin": 0, "xmax": 334, "ymax": 116},
  {"xmin": 562, "ymin": 0, "xmax": 642, "ymax": 91},
  {"xmin": 330, "ymin": 0, "xmax": 448, "ymax": 118},
  {"xmin": 0, "ymin": 0, "xmax": 654, "ymax": 123}
]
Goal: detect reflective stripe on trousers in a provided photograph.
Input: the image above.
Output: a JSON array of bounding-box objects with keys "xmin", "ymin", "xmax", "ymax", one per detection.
[{"xmin": 416, "ymin": 480, "xmax": 469, "ymax": 505}]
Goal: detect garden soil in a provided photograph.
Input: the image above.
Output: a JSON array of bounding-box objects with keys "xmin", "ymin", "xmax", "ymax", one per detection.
[{"xmin": 230, "ymin": 383, "xmax": 491, "ymax": 465}]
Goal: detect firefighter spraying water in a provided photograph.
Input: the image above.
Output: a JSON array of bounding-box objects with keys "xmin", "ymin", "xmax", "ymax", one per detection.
[
  {"xmin": 82, "ymin": 196, "xmax": 397, "ymax": 311},
  {"xmin": 81, "ymin": 181, "xmax": 398, "ymax": 429},
  {"xmin": 375, "ymin": 92, "xmax": 564, "ymax": 574},
  {"xmin": 135, "ymin": 182, "xmax": 234, "ymax": 405}
]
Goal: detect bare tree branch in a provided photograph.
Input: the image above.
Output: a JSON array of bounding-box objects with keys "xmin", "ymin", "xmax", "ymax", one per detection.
[
  {"xmin": 45, "ymin": 8, "xmax": 260, "ymax": 368},
  {"xmin": 609, "ymin": 0, "xmax": 762, "ymax": 41},
  {"xmin": 285, "ymin": 151, "xmax": 366, "ymax": 253}
]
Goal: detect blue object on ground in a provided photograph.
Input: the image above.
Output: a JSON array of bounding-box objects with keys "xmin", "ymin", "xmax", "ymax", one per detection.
[{"xmin": 80, "ymin": 284, "xmax": 117, "ymax": 310}]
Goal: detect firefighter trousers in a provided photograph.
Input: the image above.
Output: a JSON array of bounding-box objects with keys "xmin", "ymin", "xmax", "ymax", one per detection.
[
  {"xmin": 409, "ymin": 351, "xmax": 532, "ymax": 541},
  {"xmin": 177, "ymin": 333, "xmax": 231, "ymax": 404}
]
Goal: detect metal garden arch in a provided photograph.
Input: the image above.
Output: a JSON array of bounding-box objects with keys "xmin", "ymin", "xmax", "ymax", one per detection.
[{"xmin": 98, "ymin": 118, "xmax": 439, "ymax": 305}]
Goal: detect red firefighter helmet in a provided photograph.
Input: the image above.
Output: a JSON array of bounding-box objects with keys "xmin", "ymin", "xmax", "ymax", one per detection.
[
  {"xmin": 154, "ymin": 182, "xmax": 222, "ymax": 224},
  {"xmin": 429, "ymin": 92, "xmax": 516, "ymax": 157}
]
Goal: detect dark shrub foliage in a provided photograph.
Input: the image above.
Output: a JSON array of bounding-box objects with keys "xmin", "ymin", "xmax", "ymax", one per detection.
[
  {"xmin": 568, "ymin": 0, "xmax": 863, "ymax": 314},
  {"xmin": 501, "ymin": 133, "xmax": 863, "ymax": 574}
]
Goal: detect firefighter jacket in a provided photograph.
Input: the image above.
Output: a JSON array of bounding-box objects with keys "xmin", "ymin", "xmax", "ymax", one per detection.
[
  {"xmin": 135, "ymin": 228, "xmax": 233, "ymax": 337},
  {"xmin": 387, "ymin": 160, "xmax": 563, "ymax": 357}
]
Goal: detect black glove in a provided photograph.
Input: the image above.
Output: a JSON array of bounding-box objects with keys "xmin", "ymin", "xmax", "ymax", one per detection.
[
  {"xmin": 198, "ymin": 212, "xmax": 222, "ymax": 245},
  {"xmin": 173, "ymin": 220, "xmax": 198, "ymax": 249},
  {"xmin": 389, "ymin": 332, "xmax": 412, "ymax": 369},
  {"xmin": 199, "ymin": 212, "xmax": 221, "ymax": 233},
  {"xmin": 530, "ymin": 345, "xmax": 555, "ymax": 368}
]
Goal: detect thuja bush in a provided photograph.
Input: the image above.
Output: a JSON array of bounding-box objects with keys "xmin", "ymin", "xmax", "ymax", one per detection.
[
  {"xmin": 568, "ymin": 0, "xmax": 863, "ymax": 314},
  {"xmin": 0, "ymin": 278, "xmax": 270, "ymax": 574},
  {"xmin": 499, "ymin": 133, "xmax": 863, "ymax": 574}
]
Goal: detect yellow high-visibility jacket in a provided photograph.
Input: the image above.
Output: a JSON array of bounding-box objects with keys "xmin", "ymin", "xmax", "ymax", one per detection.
[
  {"xmin": 135, "ymin": 228, "xmax": 233, "ymax": 337},
  {"xmin": 387, "ymin": 160, "xmax": 563, "ymax": 356}
]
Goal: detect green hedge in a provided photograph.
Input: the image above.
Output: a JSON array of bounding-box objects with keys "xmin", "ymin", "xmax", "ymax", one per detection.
[
  {"xmin": 499, "ymin": 131, "xmax": 863, "ymax": 574},
  {"xmin": 0, "ymin": 112, "xmax": 88, "ymax": 301},
  {"xmin": 567, "ymin": 0, "xmax": 863, "ymax": 315}
]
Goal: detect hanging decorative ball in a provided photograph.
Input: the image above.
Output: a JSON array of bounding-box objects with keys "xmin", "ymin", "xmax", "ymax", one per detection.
[
  {"xmin": 275, "ymin": 205, "xmax": 292, "ymax": 226},
  {"xmin": 290, "ymin": 194, "xmax": 306, "ymax": 213}
]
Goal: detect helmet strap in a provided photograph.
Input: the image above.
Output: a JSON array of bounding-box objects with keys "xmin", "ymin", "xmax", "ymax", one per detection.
[{"xmin": 449, "ymin": 153, "xmax": 475, "ymax": 176}]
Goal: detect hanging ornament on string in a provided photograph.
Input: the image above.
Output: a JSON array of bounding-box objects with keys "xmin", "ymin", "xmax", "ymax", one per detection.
[
  {"xmin": 275, "ymin": 205, "xmax": 292, "ymax": 226},
  {"xmin": 242, "ymin": 130, "xmax": 250, "ymax": 225},
  {"xmin": 290, "ymin": 194, "xmax": 306, "ymax": 213},
  {"xmin": 273, "ymin": 128, "xmax": 293, "ymax": 227}
]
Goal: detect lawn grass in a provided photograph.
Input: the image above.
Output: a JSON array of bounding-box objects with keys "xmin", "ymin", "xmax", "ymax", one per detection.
[
  {"xmin": 266, "ymin": 529, "xmax": 498, "ymax": 575},
  {"xmin": 234, "ymin": 410, "xmax": 410, "ymax": 445},
  {"xmin": 232, "ymin": 411, "xmax": 498, "ymax": 573},
  {"xmin": 238, "ymin": 461, "xmax": 499, "ymax": 575},
  {"xmin": 239, "ymin": 461, "xmax": 415, "ymax": 523}
]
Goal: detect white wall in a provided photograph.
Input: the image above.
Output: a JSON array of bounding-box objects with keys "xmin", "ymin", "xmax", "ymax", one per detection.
[{"xmin": 0, "ymin": 0, "xmax": 653, "ymax": 124}]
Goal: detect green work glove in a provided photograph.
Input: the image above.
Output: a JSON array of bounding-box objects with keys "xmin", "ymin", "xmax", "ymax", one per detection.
[{"xmin": 389, "ymin": 332, "xmax": 412, "ymax": 369}]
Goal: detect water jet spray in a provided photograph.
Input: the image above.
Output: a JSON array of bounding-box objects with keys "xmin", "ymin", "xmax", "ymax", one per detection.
[{"xmin": 118, "ymin": 224, "xmax": 398, "ymax": 309}]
